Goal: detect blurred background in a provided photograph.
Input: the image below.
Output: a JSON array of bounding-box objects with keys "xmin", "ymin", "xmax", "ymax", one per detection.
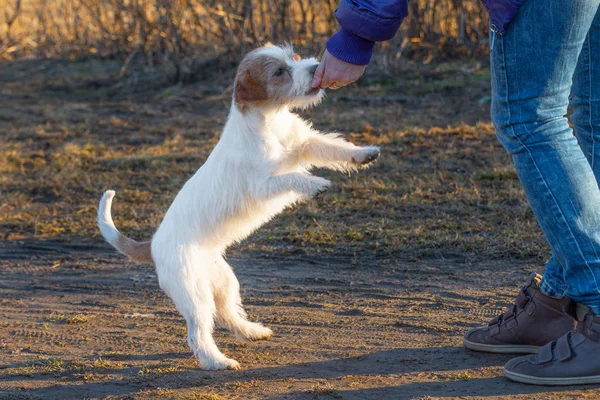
[{"xmin": 0, "ymin": 0, "xmax": 490, "ymax": 83}]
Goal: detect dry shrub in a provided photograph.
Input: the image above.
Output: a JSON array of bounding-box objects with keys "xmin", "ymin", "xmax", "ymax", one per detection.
[{"xmin": 0, "ymin": 0, "xmax": 490, "ymax": 82}]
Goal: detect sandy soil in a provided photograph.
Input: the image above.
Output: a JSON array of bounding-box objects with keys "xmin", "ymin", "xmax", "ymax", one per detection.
[{"xmin": 2, "ymin": 239, "xmax": 599, "ymax": 399}]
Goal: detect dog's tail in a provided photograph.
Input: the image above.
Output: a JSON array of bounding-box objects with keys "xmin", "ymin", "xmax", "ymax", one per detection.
[{"xmin": 97, "ymin": 190, "xmax": 153, "ymax": 264}]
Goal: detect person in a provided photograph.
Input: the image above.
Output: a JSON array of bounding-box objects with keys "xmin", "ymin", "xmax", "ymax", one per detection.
[{"xmin": 311, "ymin": 0, "xmax": 600, "ymax": 386}]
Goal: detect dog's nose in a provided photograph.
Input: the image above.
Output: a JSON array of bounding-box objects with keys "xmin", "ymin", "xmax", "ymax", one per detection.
[{"xmin": 309, "ymin": 64, "xmax": 318, "ymax": 76}]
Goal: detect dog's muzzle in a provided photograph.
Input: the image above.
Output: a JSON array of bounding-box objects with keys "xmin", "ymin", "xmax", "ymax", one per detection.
[{"xmin": 305, "ymin": 87, "xmax": 320, "ymax": 96}]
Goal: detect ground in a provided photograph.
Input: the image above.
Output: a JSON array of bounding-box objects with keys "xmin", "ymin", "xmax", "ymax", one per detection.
[{"xmin": 1, "ymin": 57, "xmax": 599, "ymax": 399}]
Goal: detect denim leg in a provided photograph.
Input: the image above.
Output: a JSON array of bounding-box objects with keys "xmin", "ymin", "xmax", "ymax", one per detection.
[
  {"xmin": 540, "ymin": 255, "xmax": 568, "ymax": 298},
  {"xmin": 491, "ymin": 0, "xmax": 600, "ymax": 314},
  {"xmin": 571, "ymin": 12, "xmax": 600, "ymax": 179}
]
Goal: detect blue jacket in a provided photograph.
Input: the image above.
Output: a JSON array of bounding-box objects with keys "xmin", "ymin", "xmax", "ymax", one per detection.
[{"xmin": 327, "ymin": 0, "xmax": 524, "ymax": 65}]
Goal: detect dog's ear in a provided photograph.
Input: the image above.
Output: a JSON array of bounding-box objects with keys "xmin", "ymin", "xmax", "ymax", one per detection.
[{"xmin": 234, "ymin": 69, "xmax": 268, "ymax": 109}]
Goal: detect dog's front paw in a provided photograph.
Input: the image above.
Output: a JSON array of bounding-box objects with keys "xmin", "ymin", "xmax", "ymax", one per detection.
[
  {"xmin": 309, "ymin": 177, "xmax": 331, "ymax": 198},
  {"xmin": 351, "ymin": 146, "xmax": 380, "ymax": 167}
]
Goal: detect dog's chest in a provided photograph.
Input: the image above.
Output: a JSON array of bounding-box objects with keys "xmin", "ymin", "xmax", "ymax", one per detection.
[{"xmin": 266, "ymin": 130, "xmax": 304, "ymax": 173}]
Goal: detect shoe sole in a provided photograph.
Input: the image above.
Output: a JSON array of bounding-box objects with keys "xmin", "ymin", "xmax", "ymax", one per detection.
[
  {"xmin": 504, "ymin": 368, "xmax": 600, "ymax": 386},
  {"xmin": 463, "ymin": 338, "xmax": 539, "ymax": 354}
]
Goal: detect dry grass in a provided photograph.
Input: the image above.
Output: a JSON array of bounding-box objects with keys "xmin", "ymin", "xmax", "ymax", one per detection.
[
  {"xmin": 307, "ymin": 382, "xmax": 342, "ymax": 398},
  {"xmin": 0, "ymin": 0, "xmax": 490, "ymax": 82},
  {"xmin": 46, "ymin": 313, "xmax": 89, "ymax": 323},
  {"xmin": 5, "ymin": 356, "xmax": 124, "ymax": 376},
  {"xmin": 138, "ymin": 362, "xmax": 182, "ymax": 375}
]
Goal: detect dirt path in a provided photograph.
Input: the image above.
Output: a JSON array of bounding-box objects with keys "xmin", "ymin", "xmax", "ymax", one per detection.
[{"xmin": 2, "ymin": 239, "xmax": 599, "ymax": 399}]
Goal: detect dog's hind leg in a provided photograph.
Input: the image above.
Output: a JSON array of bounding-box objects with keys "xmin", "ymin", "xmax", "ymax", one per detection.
[
  {"xmin": 184, "ymin": 306, "xmax": 240, "ymax": 370},
  {"xmin": 213, "ymin": 257, "xmax": 273, "ymax": 341},
  {"xmin": 159, "ymin": 253, "xmax": 240, "ymax": 370}
]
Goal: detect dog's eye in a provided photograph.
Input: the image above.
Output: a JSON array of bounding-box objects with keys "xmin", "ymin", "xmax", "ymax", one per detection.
[{"xmin": 274, "ymin": 68, "xmax": 286, "ymax": 77}]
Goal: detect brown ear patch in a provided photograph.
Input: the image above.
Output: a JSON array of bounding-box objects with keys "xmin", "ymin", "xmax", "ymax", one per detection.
[
  {"xmin": 234, "ymin": 70, "xmax": 268, "ymax": 106},
  {"xmin": 234, "ymin": 55, "xmax": 270, "ymax": 112}
]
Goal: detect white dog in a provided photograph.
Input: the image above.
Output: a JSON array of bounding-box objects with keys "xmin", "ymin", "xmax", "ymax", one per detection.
[{"xmin": 98, "ymin": 44, "xmax": 380, "ymax": 370}]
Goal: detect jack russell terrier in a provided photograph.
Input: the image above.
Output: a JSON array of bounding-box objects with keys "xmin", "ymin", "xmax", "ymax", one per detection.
[{"xmin": 98, "ymin": 44, "xmax": 380, "ymax": 370}]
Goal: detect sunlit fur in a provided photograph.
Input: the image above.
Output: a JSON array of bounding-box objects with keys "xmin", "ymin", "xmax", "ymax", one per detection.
[{"xmin": 98, "ymin": 44, "xmax": 380, "ymax": 370}]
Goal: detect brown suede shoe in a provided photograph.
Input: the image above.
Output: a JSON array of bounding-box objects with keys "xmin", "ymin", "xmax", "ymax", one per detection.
[
  {"xmin": 504, "ymin": 304, "xmax": 600, "ymax": 385},
  {"xmin": 463, "ymin": 273, "xmax": 576, "ymax": 353}
]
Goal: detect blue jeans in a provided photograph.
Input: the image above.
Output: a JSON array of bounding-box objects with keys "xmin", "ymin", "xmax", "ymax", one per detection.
[{"xmin": 491, "ymin": 0, "xmax": 600, "ymax": 314}]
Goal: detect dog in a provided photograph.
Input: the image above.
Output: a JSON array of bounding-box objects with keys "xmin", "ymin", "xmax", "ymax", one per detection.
[{"xmin": 97, "ymin": 44, "xmax": 380, "ymax": 370}]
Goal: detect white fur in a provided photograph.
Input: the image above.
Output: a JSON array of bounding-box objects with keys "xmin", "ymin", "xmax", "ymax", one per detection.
[
  {"xmin": 98, "ymin": 45, "xmax": 380, "ymax": 370},
  {"xmin": 98, "ymin": 190, "xmax": 119, "ymax": 245}
]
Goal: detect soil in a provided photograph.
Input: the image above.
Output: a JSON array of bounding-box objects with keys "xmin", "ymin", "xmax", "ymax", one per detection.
[{"xmin": 2, "ymin": 240, "xmax": 599, "ymax": 399}]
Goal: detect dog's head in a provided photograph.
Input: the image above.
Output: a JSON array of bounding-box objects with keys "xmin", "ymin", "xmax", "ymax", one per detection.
[{"xmin": 233, "ymin": 44, "xmax": 323, "ymax": 112}]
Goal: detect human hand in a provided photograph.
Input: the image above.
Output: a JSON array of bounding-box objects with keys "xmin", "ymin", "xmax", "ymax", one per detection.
[{"xmin": 310, "ymin": 50, "xmax": 366, "ymax": 90}]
